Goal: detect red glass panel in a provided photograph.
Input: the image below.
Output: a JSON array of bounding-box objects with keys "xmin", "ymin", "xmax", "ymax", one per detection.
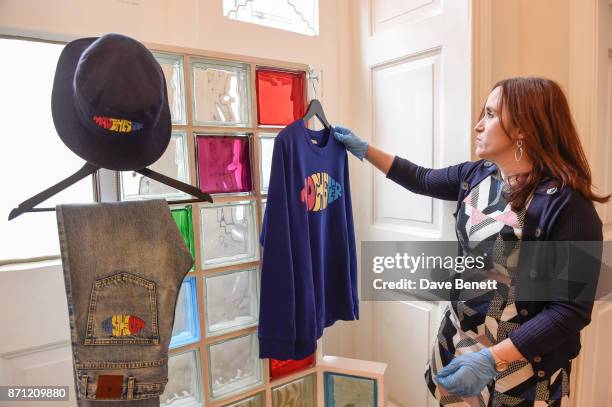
[
  {"xmin": 256, "ymin": 69, "xmax": 306, "ymax": 126},
  {"xmin": 196, "ymin": 135, "xmax": 252, "ymax": 194},
  {"xmin": 269, "ymin": 353, "xmax": 315, "ymax": 380}
]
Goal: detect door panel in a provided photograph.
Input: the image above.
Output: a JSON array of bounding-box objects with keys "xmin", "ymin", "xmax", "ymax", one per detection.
[
  {"xmin": 373, "ymin": 300, "xmax": 440, "ymax": 407},
  {"xmin": 372, "ymin": 52, "xmax": 438, "ymax": 227},
  {"xmin": 349, "ymin": 1, "xmax": 471, "ymax": 405},
  {"xmin": 372, "ymin": 0, "xmax": 443, "ymax": 34}
]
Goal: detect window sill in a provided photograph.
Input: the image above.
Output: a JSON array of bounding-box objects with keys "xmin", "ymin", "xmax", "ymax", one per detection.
[{"xmin": 0, "ymin": 257, "xmax": 62, "ymax": 273}]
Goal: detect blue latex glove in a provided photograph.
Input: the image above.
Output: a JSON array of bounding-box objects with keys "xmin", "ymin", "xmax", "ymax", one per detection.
[
  {"xmin": 435, "ymin": 348, "xmax": 497, "ymax": 397},
  {"xmin": 333, "ymin": 126, "xmax": 369, "ymax": 161}
]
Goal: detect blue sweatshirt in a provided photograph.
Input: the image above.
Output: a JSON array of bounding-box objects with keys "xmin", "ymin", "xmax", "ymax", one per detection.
[{"xmin": 258, "ymin": 119, "xmax": 359, "ymax": 360}]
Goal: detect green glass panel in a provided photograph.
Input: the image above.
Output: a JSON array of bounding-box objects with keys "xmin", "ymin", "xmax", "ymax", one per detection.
[{"xmin": 172, "ymin": 205, "xmax": 195, "ymax": 262}]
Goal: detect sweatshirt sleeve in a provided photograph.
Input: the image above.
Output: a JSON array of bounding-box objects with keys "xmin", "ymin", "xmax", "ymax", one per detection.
[
  {"xmin": 343, "ymin": 151, "xmax": 359, "ymax": 320},
  {"xmin": 258, "ymin": 138, "xmax": 297, "ymax": 359},
  {"xmin": 385, "ymin": 156, "xmax": 474, "ymax": 201},
  {"xmin": 507, "ymin": 194, "xmax": 603, "ymax": 360}
]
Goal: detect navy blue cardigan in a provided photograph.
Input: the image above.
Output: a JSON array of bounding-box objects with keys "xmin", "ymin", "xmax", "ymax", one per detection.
[{"xmin": 386, "ymin": 156, "xmax": 603, "ymax": 377}]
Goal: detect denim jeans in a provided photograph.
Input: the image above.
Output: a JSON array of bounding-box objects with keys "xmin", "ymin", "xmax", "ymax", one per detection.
[{"xmin": 56, "ymin": 200, "xmax": 194, "ymax": 406}]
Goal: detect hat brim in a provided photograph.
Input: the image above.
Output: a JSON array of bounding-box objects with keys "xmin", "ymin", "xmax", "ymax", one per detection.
[{"xmin": 51, "ymin": 37, "xmax": 172, "ymax": 172}]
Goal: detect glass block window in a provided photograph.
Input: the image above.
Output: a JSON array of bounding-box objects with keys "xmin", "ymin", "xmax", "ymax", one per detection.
[
  {"xmin": 161, "ymin": 349, "xmax": 204, "ymax": 407},
  {"xmin": 171, "ymin": 205, "xmax": 196, "ymax": 262},
  {"xmin": 207, "ymin": 333, "xmax": 263, "ymax": 400},
  {"xmin": 170, "ymin": 276, "xmax": 200, "ymax": 349},
  {"xmin": 272, "ymin": 373, "xmax": 316, "ymax": 407},
  {"xmin": 223, "ymin": 0, "xmax": 320, "ymax": 37},
  {"xmin": 203, "ymin": 268, "xmax": 259, "ymax": 337},
  {"xmin": 270, "ymin": 353, "xmax": 315, "ymax": 380},
  {"xmin": 223, "ymin": 392, "xmax": 264, "ymax": 407},
  {"xmin": 135, "ymin": 44, "xmax": 314, "ymax": 407},
  {"xmin": 196, "ymin": 134, "xmax": 253, "ymax": 194},
  {"xmin": 256, "ymin": 69, "xmax": 306, "ymax": 126},
  {"xmin": 259, "ymin": 134, "xmax": 275, "ymax": 194},
  {"xmin": 154, "ymin": 52, "xmax": 186, "ymax": 125},
  {"xmin": 120, "ymin": 131, "xmax": 190, "ymax": 200},
  {"xmin": 6, "ymin": 34, "xmax": 390, "ymax": 407},
  {"xmin": 324, "ymin": 372, "xmax": 377, "ymax": 407},
  {"xmin": 191, "ymin": 59, "xmax": 251, "ymax": 127},
  {"xmin": 199, "ymin": 201, "xmax": 259, "ymax": 269}
]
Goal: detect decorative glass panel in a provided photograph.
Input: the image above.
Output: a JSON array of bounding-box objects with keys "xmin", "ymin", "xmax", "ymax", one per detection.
[
  {"xmin": 161, "ymin": 349, "xmax": 203, "ymax": 407},
  {"xmin": 154, "ymin": 52, "xmax": 186, "ymax": 124},
  {"xmin": 272, "ymin": 374, "xmax": 315, "ymax": 407},
  {"xmin": 171, "ymin": 205, "xmax": 196, "ymax": 264},
  {"xmin": 199, "ymin": 201, "xmax": 259, "ymax": 269},
  {"xmin": 204, "ymin": 268, "xmax": 259, "ymax": 337},
  {"xmin": 196, "ymin": 134, "xmax": 252, "ymax": 194},
  {"xmin": 191, "ymin": 59, "xmax": 251, "ymax": 127},
  {"xmin": 256, "ymin": 69, "xmax": 305, "ymax": 126},
  {"xmin": 270, "ymin": 353, "xmax": 315, "ymax": 380},
  {"xmin": 259, "ymin": 135, "xmax": 275, "ymax": 194},
  {"xmin": 324, "ymin": 372, "xmax": 377, "ymax": 407},
  {"xmin": 223, "ymin": 392, "xmax": 264, "ymax": 407},
  {"xmin": 120, "ymin": 132, "xmax": 190, "ymax": 200},
  {"xmin": 170, "ymin": 275, "xmax": 200, "ymax": 349},
  {"xmin": 223, "ymin": 0, "xmax": 320, "ymax": 37},
  {"xmin": 207, "ymin": 334, "xmax": 263, "ymax": 400}
]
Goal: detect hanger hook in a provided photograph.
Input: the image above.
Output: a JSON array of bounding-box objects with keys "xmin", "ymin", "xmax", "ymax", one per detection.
[{"xmin": 307, "ymin": 66, "xmax": 320, "ymax": 100}]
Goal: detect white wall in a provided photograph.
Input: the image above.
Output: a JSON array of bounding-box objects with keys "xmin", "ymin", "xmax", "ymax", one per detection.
[{"xmin": 491, "ymin": 0, "xmax": 570, "ymax": 91}]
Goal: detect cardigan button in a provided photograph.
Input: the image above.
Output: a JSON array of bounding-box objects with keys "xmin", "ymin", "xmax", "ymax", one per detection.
[
  {"xmin": 546, "ymin": 187, "xmax": 558, "ymax": 195},
  {"xmin": 537, "ymin": 370, "xmax": 546, "ymax": 378},
  {"xmin": 484, "ymin": 161, "xmax": 493, "ymax": 167},
  {"xmin": 519, "ymin": 308, "xmax": 529, "ymax": 316},
  {"xmin": 462, "ymin": 182, "xmax": 469, "ymax": 190},
  {"xmin": 529, "ymin": 269, "xmax": 537, "ymax": 279},
  {"xmin": 534, "ymin": 227, "xmax": 542, "ymax": 238},
  {"xmin": 534, "ymin": 356, "xmax": 542, "ymax": 363}
]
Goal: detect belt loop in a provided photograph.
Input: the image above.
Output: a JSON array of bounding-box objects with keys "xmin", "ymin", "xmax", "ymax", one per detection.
[
  {"xmin": 81, "ymin": 375, "xmax": 89, "ymax": 399},
  {"xmin": 127, "ymin": 376, "xmax": 135, "ymax": 400}
]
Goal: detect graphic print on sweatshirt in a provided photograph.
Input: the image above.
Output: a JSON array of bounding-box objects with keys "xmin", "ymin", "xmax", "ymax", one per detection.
[{"xmin": 299, "ymin": 172, "xmax": 343, "ymax": 212}]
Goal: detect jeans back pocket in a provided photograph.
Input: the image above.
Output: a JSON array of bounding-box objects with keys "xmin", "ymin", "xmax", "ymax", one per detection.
[{"xmin": 84, "ymin": 272, "xmax": 159, "ymax": 345}]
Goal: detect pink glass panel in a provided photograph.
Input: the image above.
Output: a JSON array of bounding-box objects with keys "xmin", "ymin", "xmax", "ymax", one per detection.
[
  {"xmin": 197, "ymin": 135, "xmax": 252, "ymax": 194},
  {"xmin": 256, "ymin": 69, "xmax": 306, "ymax": 126}
]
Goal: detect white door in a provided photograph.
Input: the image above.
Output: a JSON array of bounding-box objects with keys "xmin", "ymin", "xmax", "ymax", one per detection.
[{"xmin": 346, "ymin": 1, "xmax": 472, "ymax": 406}]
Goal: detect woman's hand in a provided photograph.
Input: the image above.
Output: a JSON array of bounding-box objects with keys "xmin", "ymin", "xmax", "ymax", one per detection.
[
  {"xmin": 333, "ymin": 126, "xmax": 369, "ymax": 161},
  {"xmin": 435, "ymin": 348, "xmax": 497, "ymax": 397}
]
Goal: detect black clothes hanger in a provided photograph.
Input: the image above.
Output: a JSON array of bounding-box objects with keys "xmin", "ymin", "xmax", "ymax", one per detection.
[
  {"xmin": 8, "ymin": 163, "xmax": 213, "ymax": 221},
  {"xmin": 302, "ymin": 99, "xmax": 331, "ymax": 130}
]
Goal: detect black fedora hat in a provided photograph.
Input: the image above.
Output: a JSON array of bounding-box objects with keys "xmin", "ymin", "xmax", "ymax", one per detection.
[{"xmin": 51, "ymin": 33, "xmax": 171, "ymax": 171}]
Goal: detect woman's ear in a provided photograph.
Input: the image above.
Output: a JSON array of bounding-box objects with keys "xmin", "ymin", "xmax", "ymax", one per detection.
[{"xmin": 514, "ymin": 128, "xmax": 524, "ymax": 141}]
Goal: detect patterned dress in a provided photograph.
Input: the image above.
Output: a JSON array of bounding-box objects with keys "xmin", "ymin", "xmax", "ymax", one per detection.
[{"xmin": 424, "ymin": 171, "xmax": 571, "ymax": 407}]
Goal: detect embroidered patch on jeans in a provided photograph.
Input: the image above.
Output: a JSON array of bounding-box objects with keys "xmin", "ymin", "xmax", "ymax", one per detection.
[
  {"xmin": 95, "ymin": 375, "xmax": 123, "ymax": 399},
  {"xmin": 101, "ymin": 315, "xmax": 145, "ymax": 336}
]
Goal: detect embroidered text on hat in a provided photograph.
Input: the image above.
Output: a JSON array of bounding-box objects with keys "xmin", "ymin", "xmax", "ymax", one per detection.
[{"xmin": 93, "ymin": 116, "xmax": 144, "ymax": 133}]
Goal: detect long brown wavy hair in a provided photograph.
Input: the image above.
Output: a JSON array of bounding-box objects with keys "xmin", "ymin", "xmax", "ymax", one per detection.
[{"xmin": 481, "ymin": 77, "xmax": 610, "ymax": 210}]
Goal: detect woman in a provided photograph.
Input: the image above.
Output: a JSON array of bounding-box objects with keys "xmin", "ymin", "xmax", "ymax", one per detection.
[{"xmin": 334, "ymin": 77, "xmax": 607, "ymax": 406}]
